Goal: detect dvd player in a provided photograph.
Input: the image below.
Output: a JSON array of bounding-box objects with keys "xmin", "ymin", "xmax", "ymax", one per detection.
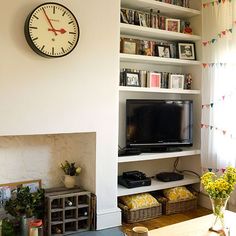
[
  {"xmin": 118, "ymin": 175, "xmax": 151, "ymax": 188},
  {"xmin": 156, "ymin": 172, "xmax": 184, "ymax": 182}
]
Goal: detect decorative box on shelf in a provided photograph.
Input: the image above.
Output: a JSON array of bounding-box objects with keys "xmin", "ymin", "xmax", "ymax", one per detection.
[{"xmin": 44, "ymin": 187, "xmax": 94, "ymax": 236}]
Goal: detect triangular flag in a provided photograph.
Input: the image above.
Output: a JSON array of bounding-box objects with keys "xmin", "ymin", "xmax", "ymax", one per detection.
[
  {"xmin": 203, "ymin": 63, "xmax": 208, "ymax": 68},
  {"xmin": 222, "ymin": 168, "xmax": 226, "ymax": 173},
  {"xmin": 210, "ymin": 103, "xmax": 214, "ymax": 108},
  {"xmin": 222, "ymin": 31, "xmax": 226, "ymax": 35},
  {"xmin": 229, "ymin": 28, "xmax": 232, "ymax": 33},
  {"xmin": 223, "ymin": 130, "xmax": 227, "ymax": 135},
  {"xmin": 208, "ymin": 168, "xmax": 213, "ymax": 172}
]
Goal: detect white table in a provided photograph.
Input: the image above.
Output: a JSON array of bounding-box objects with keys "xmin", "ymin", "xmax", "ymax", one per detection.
[{"xmin": 149, "ymin": 211, "xmax": 235, "ymax": 236}]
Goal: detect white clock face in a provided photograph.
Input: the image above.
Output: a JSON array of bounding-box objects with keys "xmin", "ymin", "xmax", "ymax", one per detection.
[{"xmin": 25, "ymin": 3, "xmax": 79, "ymax": 58}]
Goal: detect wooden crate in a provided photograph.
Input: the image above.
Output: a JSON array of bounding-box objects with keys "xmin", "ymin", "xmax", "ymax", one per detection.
[{"xmin": 44, "ymin": 187, "xmax": 91, "ymax": 235}]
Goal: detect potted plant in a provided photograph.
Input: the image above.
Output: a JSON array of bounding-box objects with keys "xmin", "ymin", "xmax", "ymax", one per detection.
[
  {"xmin": 4, "ymin": 186, "xmax": 44, "ymax": 236},
  {"xmin": 60, "ymin": 160, "xmax": 82, "ymax": 188}
]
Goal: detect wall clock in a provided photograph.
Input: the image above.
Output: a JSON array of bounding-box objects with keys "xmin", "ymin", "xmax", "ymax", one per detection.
[{"xmin": 24, "ymin": 2, "xmax": 80, "ymax": 58}]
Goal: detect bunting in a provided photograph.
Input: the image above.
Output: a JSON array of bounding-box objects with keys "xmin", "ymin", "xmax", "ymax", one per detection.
[
  {"xmin": 202, "ymin": 62, "xmax": 227, "ymax": 68},
  {"xmin": 203, "ymin": 0, "xmax": 232, "ymax": 9},
  {"xmin": 202, "ymin": 28, "xmax": 233, "ymax": 47},
  {"xmin": 201, "ymin": 123, "xmax": 234, "ymax": 138},
  {"xmin": 202, "ymin": 167, "xmax": 226, "ymax": 173}
]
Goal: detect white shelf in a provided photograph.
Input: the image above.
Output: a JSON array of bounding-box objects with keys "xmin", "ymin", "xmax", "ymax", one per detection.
[
  {"xmin": 121, "ymin": 0, "xmax": 200, "ymax": 18},
  {"xmin": 120, "ymin": 23, "xmax": 201, "ymax": 42},
  {"xmin": 119, "ymin": 86, "xmax": 200, "ymax": 95},
  {"xmin": 120, "ymin": 53, "xmax": 201, "ymax": 66},
  {"xmin": 118, "ymin": 149, "xmax": 201, "ymax": 163},
  {"xmin": 117, "ymin": 174, "xmax": 200, "ymax": 197}
]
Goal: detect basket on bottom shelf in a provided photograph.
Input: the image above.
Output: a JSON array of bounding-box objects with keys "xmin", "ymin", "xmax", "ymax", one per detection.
[
  {"xmin": 156, "ymin": 186, "xmax": 198, "ymax": 215},
  {"xmin": 119, "ymin": 203, "xmax": 162, "ymax": 223},
  {"xmin": 118, "ymin": 193, "xmax": 162, "ymax": 223},
  {"xmin": 158, "ymin": 196, "xmax": 197, "ymax": 215}
]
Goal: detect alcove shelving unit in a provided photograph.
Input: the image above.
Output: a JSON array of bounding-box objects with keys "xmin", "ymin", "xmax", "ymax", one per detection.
[{"xmin": 118, "ymin": 0, "xmax": 202, "ymax": 197}]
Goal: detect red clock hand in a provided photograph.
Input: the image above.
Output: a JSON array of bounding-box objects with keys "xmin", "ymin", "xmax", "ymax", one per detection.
[
  {"xmin": 42, "ymin": 8, "xmax": 57, "ymax": 36},
  {"xmin": 48, "ymin": 28, "xmax": 67, "ymax": 34}
]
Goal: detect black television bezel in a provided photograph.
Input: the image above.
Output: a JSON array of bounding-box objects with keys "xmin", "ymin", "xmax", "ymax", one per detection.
[{"xmin": 126, "ymin": 99, "xmax": 193, "ymax": 152}]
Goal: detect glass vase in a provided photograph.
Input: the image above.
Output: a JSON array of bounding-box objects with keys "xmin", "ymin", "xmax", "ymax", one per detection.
[{"xmin": 209, "ymin": 196, "xmax": 229, "ymax": 232}]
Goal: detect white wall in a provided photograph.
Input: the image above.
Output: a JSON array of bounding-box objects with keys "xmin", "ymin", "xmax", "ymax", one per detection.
[{"xmin": 0, "ymin": 0, "xmax": 120, "ymax": 229}]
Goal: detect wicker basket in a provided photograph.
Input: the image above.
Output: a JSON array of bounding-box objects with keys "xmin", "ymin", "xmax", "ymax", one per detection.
[
  {"xmin": 158, "ymin": 196, "xmax": 197, "ymax": 215},
  {"xmin": 119, "ymin": 203, "xmax": 162, "ymax": 223}
]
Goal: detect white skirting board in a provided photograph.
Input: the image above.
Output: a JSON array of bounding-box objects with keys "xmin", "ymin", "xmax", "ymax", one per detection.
[{"xmin": 96, "ymin": 207, "xmax": 122, "ymax": 230}]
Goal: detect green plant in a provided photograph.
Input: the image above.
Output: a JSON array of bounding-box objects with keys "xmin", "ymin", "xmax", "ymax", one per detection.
[
  {"xmin": 4, "ymin": 186, "xmax": 44, "ymax": 218},
  {"xmin": 60, "ymin": 160, "xmax": 82, "ymax": 176}
]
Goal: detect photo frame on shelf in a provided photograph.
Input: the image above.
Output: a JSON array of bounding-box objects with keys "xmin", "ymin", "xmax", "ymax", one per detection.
[
  {"xmin": 156, "ymin": 45, "xmax": 171, "ymax": 58},
  {"xmin": 120, "ymin": 38, "xmax": 138, "ymax": 55},
  {"xmin": 124, "ymin": 71, "xmax": 141, "ymax": 87},
  {"xmin": 147, "ymin": 72, "xmax": 162, "ymax": 88},
  {"xmin": 178, "ymin": 42, "xmax": 196, "ymax": 60},
  {"xmin": 169, "ymin": 74, "xmax": 185, "ymax": 89},
  {"xmin": 166, "ymin": 18, "xmax": 180, "ymax": 32},
  {"xmin": 138, "ymin": 12, "xmax": 147, "ymax": 27},
  {"xmin": 120, "ymin": 8, "xmax": 129, "ymax": 24}
]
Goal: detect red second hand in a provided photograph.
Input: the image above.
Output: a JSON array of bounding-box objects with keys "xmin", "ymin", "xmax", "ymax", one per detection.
[{"xmin": 42, "ymin": 8, "xmax": 57, "ymax": 36}]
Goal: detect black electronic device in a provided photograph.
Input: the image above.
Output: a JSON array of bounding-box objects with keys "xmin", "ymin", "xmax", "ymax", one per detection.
[
  {"xmin": 118, "ymin": 148, "xmax": 141, "ymax": 157},
  {"xmin": 126, "ymin": 99, "xmax": 193, "ymax": 152},
  {"xmin": 156, "ymin": 172, "xmax": 184, "ymax": 182},
  {"xmin": 118, "ymin": 171, "xmax": 151, "ymax": 188}
]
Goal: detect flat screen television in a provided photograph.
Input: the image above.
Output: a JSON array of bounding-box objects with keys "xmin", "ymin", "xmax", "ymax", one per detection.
[{"xmin": 126, "ymin": 99, "xmax": 193, "ymax": 152}]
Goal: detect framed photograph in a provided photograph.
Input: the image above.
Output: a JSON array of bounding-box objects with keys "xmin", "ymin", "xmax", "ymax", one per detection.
[
  {"xmin": 156, "ymin": 45, "xmax": 171, "ymax": 58},
  {"xmin": 0, "ymin": 179, "xmax": 41, "ymax": 208},
  {"xmin": 124, "ymin": 72, "xmax": 141, "ymax": 87},
  {"xmin": 120, "ymin": 38, "xmax": 137, "ymax": 54},
  {"xmin": 120, "ymin": 9, "xmax": 129, "ymax": 24},
  {"xmin": 138, "ymin": 12, "xmax": 147, "ymax": 27},
  {"xmin": 178, "ymin": 42, "xmax": 196, "ymax": 60},
  {"xmin": 147, "ymin": 72, "xmax": 162, "ymax": 88},
  {"xmin": 166, "ymin": 18, "xmax": 180, "ymax": 32},
  {"xmin": 169, "ymin": 74, "xmax": 185, "ymax": 89}
]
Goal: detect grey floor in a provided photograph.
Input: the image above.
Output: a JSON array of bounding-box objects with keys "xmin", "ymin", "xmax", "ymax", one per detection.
[{"xmin": 73, "ymin": 227, "xmax": 125, "ymax": 236}]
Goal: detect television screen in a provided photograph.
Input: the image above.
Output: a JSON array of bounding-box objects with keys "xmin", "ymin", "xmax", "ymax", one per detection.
[{"xmin": 126, "ymin": 99, "xmax": 193, "ymax": 151}]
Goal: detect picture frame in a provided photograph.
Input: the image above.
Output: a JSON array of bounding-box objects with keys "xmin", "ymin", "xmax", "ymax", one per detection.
[
  {"xmin": 166, "ymin": 18, "xmax": 180, "ymax": 32},
  {"xmin": 156, "ymin": 45, "xmax": 171, "ymax": 58},
  {"xmin": 147, "ymin": 72, "xmax": 162, "ymax": 88},
  {"xmin": 169, "ymin": 74, "xmax": 185, "ymax": 89},
  {"xmin": 120, "ymin": 8, "xmax": 129, "ymax": 24},
  {"xmin": 120, "ymin": 38, "xmax": 138, "ymax": 55},
  {"xmin": 0, "ymin": 179, "xmax": 41, "ymax": 208},
  {"xmin": 124, "ymin": 71, "xmax": 141, "ymax": 87},
  {"xmin": 138, "ymin": 12, "xmax": 147, "ymax": 27},
  {"xmin": 178, "ymin": 42, "xmax": 196, "ymax": 60}
]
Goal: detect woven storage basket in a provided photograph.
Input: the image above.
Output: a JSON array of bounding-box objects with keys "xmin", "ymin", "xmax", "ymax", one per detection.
[
  {"xmin": 119, "ymin": 203, "xmax": 162, "ymax": 223},
  {"xmin": 160, "ymin": 196, "xmax": 197, "ymax": 215}
]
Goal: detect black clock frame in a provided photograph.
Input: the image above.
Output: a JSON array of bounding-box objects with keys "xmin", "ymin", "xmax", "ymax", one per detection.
[{"xmin": 24, "ymin": 2, "xmax": 80, "ymax": 58}]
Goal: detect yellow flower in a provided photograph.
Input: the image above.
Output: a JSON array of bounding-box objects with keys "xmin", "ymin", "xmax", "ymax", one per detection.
[{"xmin": 201, "ymin": 166, "xmax": 236, "ymax": 199}]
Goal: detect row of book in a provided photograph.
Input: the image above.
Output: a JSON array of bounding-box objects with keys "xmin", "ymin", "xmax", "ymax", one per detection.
[
  {"xmin": 157, "ymin": 0, "xmax": 190, "ymax": 8},
  {"xmin": 120, "ymin": 68, "xmax": 193, "ymax": 89},
  {"xmin": 121, "ymin": 8, "xmax": 188, "ymax": 32}
]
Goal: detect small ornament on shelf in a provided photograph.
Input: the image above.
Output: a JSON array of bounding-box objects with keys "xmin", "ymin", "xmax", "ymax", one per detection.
[
  {"xmin": 183, "ymin": 21, "xmax": 193, "ymax": 35},
  {"xmin": 184, "ymin": 73, "xmax": 192, "ymax": 89}
]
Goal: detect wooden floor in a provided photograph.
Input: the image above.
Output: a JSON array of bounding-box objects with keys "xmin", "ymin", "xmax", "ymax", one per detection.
[{"xmin": 122, "ymin": 207, "xmax": 211, "ymax": 235}]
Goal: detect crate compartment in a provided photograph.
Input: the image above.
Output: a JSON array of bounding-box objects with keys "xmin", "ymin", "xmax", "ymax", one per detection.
[
  {"xmin": 51, "ymin": 223, "xmax": 63, "ymax": 235},
  {"xmin": 78, "ymin": 207, "xmax": 89, "ymax": 217},
  {"xmin": 78, "ymin": 194, "xmax": 89, "ymax": 205},
  {"xmin": 65, "ymin": 196, "xmax": 76, "ymax": 207},
  {"xmin": 65, "ymin": 221, "xmax": 77, "ymax": 232},
  {"xmin": 65, "ymin": 209, "xmax": 77, "ymax": 219},
  {"xmin": 51, "ymin": 211, "xmax": 63, "ymax": 222},
  {"xmin": 51, "ymin": 198, "xmax": 63, "ymax": 209},
  {"xmin": 78, "ymin": 219, "xmax": 89, "ymax": 230}
]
